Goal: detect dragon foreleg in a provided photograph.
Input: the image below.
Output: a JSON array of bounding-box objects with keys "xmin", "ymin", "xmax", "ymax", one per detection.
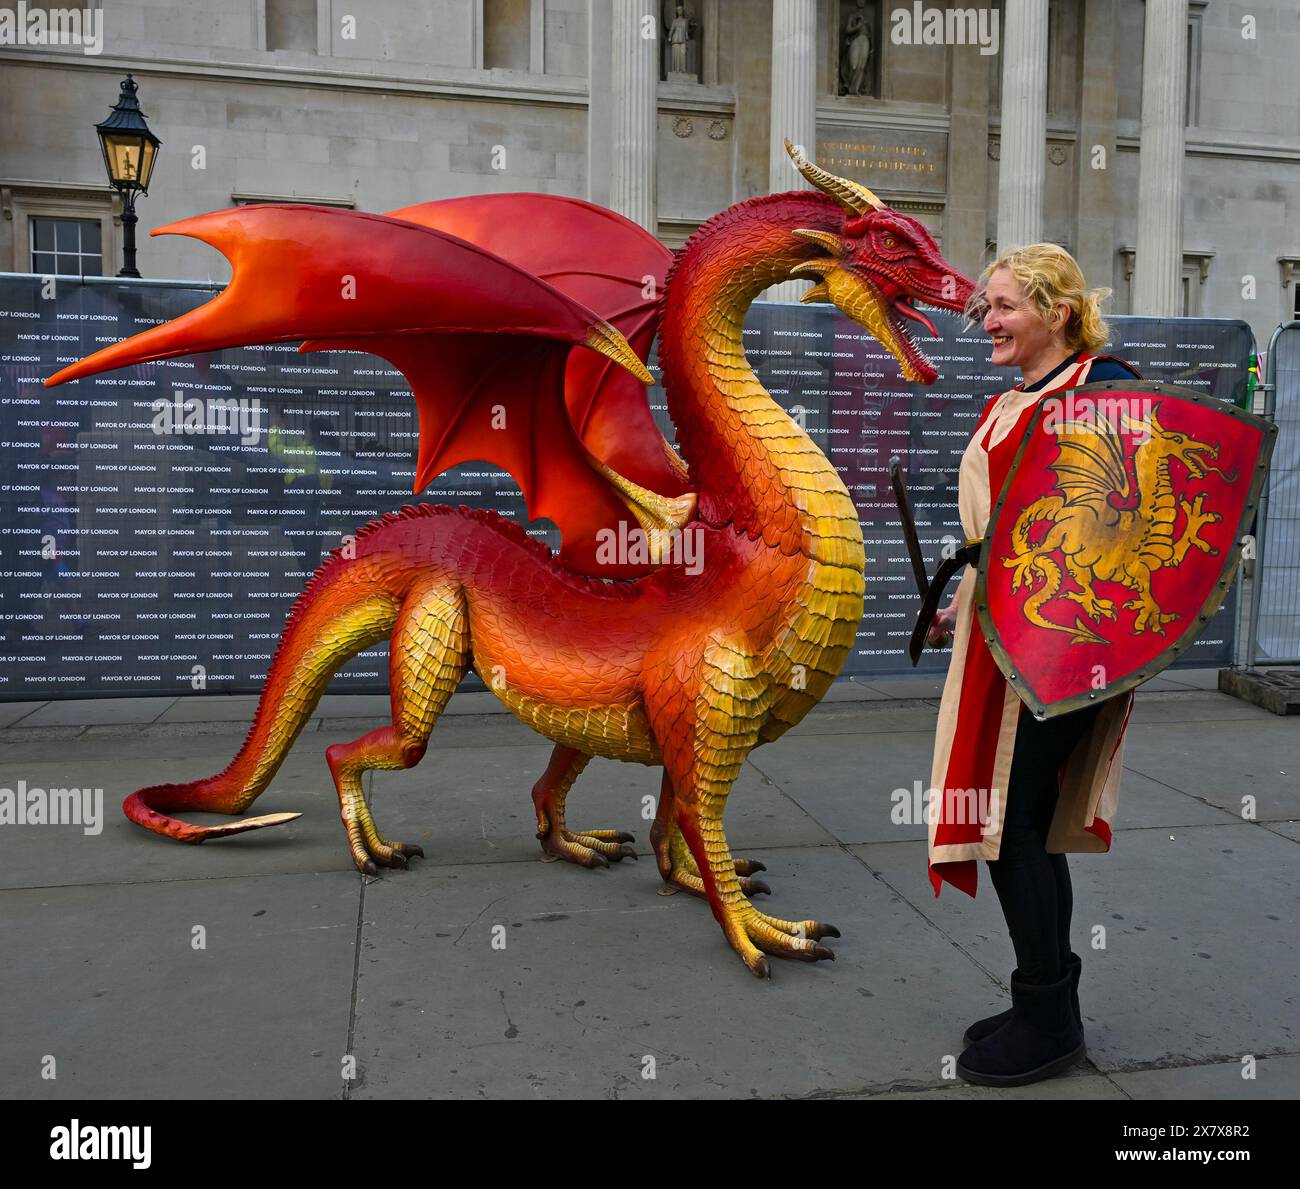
[
  {"xmin": 531, "ymin": 746, "xmax": 636, "ymax": 867},
  {"xmin": 654, "ymin": 634, "xmax": 837, "ymax": 978},
  {"xmin": 1172, "ymin": 491, "xmax": 1223, "ymax": 565},
  {"xmin": 647, "ymin": 767, "xmax": 770, "ymax": 897}
]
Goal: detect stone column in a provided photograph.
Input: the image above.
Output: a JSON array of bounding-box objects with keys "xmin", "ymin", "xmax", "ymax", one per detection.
[
  {"xmin": 1131, "ymin": 0, "xmax": 1188, "ymax": 316},
  {"xmin": 766, "ymin": 0, "xmax": 817, "ymax": 301},
  {"xmin": 609, "ymin": 0, "xmax": 658, "ymax": 232},
  {"xmin": 995, "ymin": 0, "xmax": 1049, "ymax": 252},
  {"xmin": 586, "ymin": 0, "xmax": 613, "ymax": 207},
  {"xmin": 1072, "ymin": 0, "xmax": 1119, "ymax": 291},
  {"xmin": 945, "ymin": 31, "xmax": 991, "ymax": 279}
]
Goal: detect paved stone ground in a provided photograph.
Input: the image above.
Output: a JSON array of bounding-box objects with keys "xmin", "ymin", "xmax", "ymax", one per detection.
[{"xmin": 0, "ymin": 669, "xmax": 1295, "ymax": 1100}]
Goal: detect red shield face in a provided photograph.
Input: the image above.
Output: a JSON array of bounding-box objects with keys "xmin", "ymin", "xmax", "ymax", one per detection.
[{"xmin": 976, "ymin": 381, "xmax": 1276, "ymax": 718}]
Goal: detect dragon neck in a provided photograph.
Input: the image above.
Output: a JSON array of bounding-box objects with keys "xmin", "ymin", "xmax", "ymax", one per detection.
[
  {"xmin": 659, "ymin": 192, "xmax": 863, "ymax": 564},
  {"xmin": 1137, "ymin": 447, "xmax": 1178, "ymax": 511}
]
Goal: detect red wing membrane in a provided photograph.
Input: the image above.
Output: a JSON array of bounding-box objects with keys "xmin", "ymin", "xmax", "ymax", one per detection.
[
  {"xmin": 386, "ymin": 194, "xmax": 688, "ymax": 496},
  {"xmin": 43, "ymin": 203, "xmax": 660, "ymax": 576}
]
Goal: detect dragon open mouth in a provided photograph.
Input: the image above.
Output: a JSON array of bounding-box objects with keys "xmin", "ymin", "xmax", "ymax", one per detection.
[
  {"xmin": 885, "ymin": 292, "xmax": 942, "ymax": 383},
  {"xmin": 788, "ymin": 225, "xmax": 974, "ymax": 387},
  {"xmin": 1184, "ymin": 445, "xmax": 1237, "ymax": 483},
  {"xmin": 792, "ymin": 261, "xmax": 945, "ymax": 385}
]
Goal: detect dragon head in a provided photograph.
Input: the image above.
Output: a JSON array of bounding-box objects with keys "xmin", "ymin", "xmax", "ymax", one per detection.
[
  {"xmin": 781, "ymin": 140, "xmax": 974, "ymax": 384},
  {"xmin": 1139, "ymin": 406, "xmax": 1236, "ymax": 481}
]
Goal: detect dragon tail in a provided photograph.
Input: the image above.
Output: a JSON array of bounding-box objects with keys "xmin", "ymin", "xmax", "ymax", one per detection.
[
  {"xmin": 124, "ymin": 551, "xmax": 403, "ymax": 844},
  {"xmin": 1019, "ymin": 557, "xmax": 1109, "ymax": 647}
]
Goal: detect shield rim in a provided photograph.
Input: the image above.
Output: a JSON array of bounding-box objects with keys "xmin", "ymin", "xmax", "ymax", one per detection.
[{"xmin": 974, "ymin": 379, "xmax": 1278, "ymax": 720}]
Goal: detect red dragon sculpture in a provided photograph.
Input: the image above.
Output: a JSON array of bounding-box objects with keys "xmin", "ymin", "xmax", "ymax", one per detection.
[{"xmin": 47, "ymin": 144, "xmax": 974, "ymax": 977}]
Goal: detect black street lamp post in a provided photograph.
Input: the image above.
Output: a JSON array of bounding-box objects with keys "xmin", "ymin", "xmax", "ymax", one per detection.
[{"xmin": 95, "ymin": 74, "xmax": 161, "ymax": 278}]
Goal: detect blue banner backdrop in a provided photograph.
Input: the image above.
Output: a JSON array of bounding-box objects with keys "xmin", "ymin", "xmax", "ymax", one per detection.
[{"xmin": 0, "ymin": 275, "xmax": 1254, "ymax": 699}]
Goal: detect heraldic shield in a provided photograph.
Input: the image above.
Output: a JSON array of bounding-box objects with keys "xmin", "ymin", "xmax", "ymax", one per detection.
[{"xmin": 975, "ymin": 380, "xmax": 1276, "ymax": 719}]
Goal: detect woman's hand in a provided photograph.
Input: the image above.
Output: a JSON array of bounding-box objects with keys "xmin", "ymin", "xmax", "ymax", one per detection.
[{"xmin": 927, "ymin": 601, "xmax": 958, "ymax": 648}]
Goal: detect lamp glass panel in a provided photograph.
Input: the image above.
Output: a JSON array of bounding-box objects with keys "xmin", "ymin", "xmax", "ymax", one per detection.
[
  {"xmin": 103, "ymin": 134, "xmax": 145, "ymax": 184},
  {"xmin": 138, "ymin": 139, "xmax": 158, "ymax": 189}
]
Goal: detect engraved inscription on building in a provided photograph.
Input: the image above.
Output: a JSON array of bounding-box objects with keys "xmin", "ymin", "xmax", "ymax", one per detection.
[{"xmin": 817, "ymin": 129, "xmax": 948, "ymax": 194}]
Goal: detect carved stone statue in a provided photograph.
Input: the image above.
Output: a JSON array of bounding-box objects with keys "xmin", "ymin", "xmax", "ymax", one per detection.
[
  {"xmin": 839, "ymin": 0, "xmax": 875, "ymax": 97},
  {"xmin": 665, "ymin": 2, "xmax": 700, "ymax": 83}
]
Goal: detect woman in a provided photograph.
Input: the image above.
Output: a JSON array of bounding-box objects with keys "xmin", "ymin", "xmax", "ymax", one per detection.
[{"xmin": 925, "ymin": 243, "xmax": 1140, "ymax": 1087}]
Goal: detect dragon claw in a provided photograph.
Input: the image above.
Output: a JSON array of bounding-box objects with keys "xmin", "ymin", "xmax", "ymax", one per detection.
[{"xmin": 540, "ymin": 825, "xmax": 636, "ymax": 868}]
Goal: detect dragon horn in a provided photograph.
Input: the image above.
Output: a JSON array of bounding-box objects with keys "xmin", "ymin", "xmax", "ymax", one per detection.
[{"xmin": 784, "ymin": 138, "xmax": 885, "ymax": 213}]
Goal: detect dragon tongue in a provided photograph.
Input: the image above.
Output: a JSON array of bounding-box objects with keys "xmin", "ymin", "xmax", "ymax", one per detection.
[{"xmin": 894, "ymin": 297, "xmax": 938, "ymax": 337}]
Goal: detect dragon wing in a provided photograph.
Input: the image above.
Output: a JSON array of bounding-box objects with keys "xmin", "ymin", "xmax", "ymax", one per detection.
[
  {"xmin": 44, "ymin": 203, "xmax": 687, "ymax": 577},
  {"xmin": 1049, "ymin": 419, "xmax": 1136, "ymax": 509},
  {"xmin": 384, "ymin": 194, "xmax": 689, "ymax": 498}
]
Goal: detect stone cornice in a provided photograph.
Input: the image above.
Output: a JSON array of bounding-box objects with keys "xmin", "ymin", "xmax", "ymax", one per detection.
[
  {"xmin": 0, "ymin": 49, "xmax": 590, "ymax": 108},
  {"xmin": 1115, "ymin": 133, "xmax": 1300, "ymax": 164},
  {"xmin": 816, "ymin": 102, "xmax": 950, "ymax": 133}
]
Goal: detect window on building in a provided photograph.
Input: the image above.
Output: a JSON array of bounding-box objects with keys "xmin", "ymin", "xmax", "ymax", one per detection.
[
  {"xmin": 266, "ymin": 0, "xmax": 317, "ymax": 53},
  {"xmin": 30, "ymin": 217, "xmax": 103, "ymax": 276},
  {"xmin": 1293, "ymin": 282, "xmax": 1299, "ymax": 321},
  {"xmin": 484, "ymin": 0, "xmax": 532, "ymax": 70}
]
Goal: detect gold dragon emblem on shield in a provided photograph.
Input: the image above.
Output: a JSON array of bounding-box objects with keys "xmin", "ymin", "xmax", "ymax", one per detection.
[{"xmin": 1003, "ymin": 403, "xmax": 1238, "ymax": 645}]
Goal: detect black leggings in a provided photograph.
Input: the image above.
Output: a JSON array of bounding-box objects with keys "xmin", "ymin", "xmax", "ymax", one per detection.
[{"xmin": 986, "ymin": 703, "xmax": 1103, "ymax": 985}]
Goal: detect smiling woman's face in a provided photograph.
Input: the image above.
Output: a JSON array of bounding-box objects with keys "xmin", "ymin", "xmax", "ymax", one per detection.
[{"xmin": 982, "ymin": 267, "xmax": 1064, "ymax": 371}]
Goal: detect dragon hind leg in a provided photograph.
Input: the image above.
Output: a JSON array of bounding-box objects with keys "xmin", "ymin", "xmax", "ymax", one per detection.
[
  {"xmin": 531, "ymin": 745, "xmax": 637, "ymax": 867},
  {"xmin": 122, "ymin": 571, "xmax": 403, "ymax": 844},
  {"xmin": 326, "ymin": 579, "xmax": 469, "ymax": 875}
]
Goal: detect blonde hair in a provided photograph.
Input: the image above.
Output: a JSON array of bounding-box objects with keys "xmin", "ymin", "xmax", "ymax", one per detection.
[{"xmin": 965, "ymin": 243, "xmax": 1111, "ymax": 353}]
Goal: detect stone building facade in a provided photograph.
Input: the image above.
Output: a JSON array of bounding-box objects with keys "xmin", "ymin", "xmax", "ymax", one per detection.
[{"xmin": 1, "ymin": 0, "xmax": 1297, "ymax": 346}]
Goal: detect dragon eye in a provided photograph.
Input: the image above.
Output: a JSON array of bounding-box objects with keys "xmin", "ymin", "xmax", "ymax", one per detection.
[{"xmin": 882, "ymin": 236, "xmax": 897, "ymax": 248}]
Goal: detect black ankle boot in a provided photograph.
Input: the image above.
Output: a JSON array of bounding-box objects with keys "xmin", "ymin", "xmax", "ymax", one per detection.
[
  {"xmin": 956, "ymin": 964, "xmax": 1085, "ymax": 1087},
  {"xmin": 962, "ymin": 951, "xmax": 1083, "ymax": 1047}
]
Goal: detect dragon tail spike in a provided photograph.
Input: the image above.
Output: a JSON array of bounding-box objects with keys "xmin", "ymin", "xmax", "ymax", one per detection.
[
  {"xmin": 121, "ymin": 550, "xmax": 399, "ymax": 844},
  {"xmin": 122, "ymin": 787, "xmax": 300, "ymax": 844},
  {"xmin": 1069, "ymin": 618, "xmax": 1110, "ymax": 646}
]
